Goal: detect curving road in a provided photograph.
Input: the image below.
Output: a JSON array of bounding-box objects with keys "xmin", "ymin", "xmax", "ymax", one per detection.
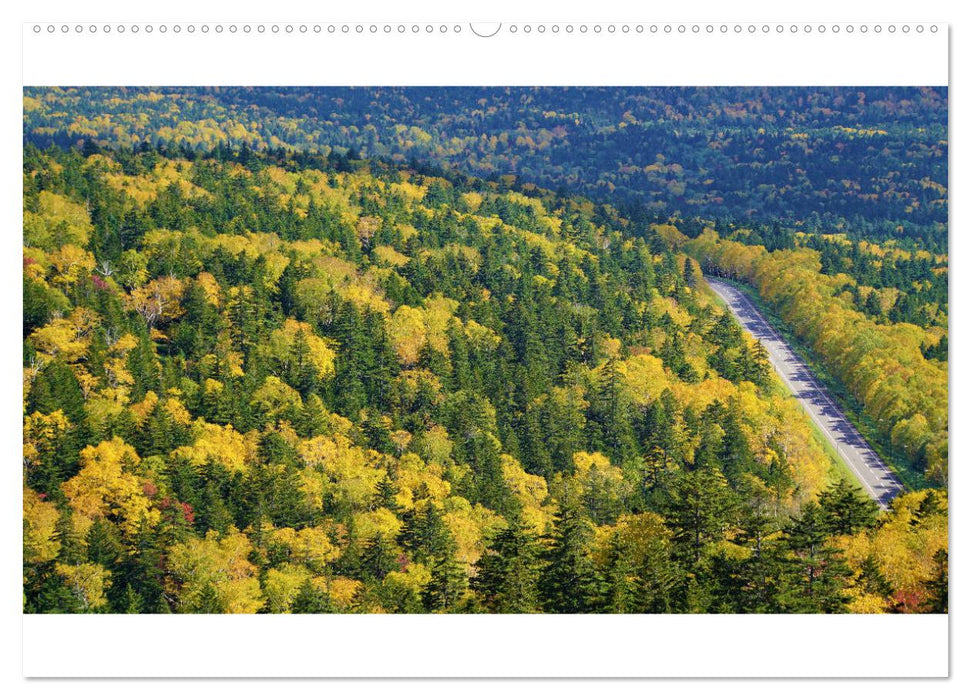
[{"xmin": 705, "ymin": 276, "xmax": 903, "ymax": 507}]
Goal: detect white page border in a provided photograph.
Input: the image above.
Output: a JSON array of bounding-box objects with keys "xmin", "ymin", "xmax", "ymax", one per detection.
[
  {"xmin": 23, "ymin": 613, "xmax": 949, "ymax": 677},
  {"xmin": 23, "ymin": 22, "xmax": 947, "ymax": 86},
  {"xmin": 13, "ymin": 2, "xmax": 953, "ymax": 683}
]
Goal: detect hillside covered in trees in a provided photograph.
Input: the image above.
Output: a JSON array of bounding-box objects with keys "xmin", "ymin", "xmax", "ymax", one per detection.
[
  {"xmin": 23, "ymin": 86, "xmax": 948, "ymax": 247},
  {"xmin": 685, "ymin": 230, "xmax": 948, "ymax": 487},
  {"xmin": 22, "ymin": 138, "xmax": 947, "ymax": 615}
]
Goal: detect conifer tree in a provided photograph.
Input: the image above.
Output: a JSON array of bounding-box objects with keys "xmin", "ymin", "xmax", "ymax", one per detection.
[
  {"xmin": 597, "ymin": 530, "xmax": 640, "ymax": 614},
  {"xmin": 662, "ymin": 468, "xmax": 738, "ymax": 567},
  {"xmin": 723, "ymin": 508, "xmax": 786, "ymax": 612},
  {"xmin": 779, "ymin": 502, "xmax": 852, "ymax": 613},
  {"xmin": 742, "ymin": 340, "xmax": 771, "ymax": 387},
  {"xmin": 588, "ymin": 359, "xmax": 637, "ymax": 464},
  {"xmin": 291, "ymin": 579, "xmax": 336, "ymax": 613},
  {"xmin": 119, "ymin": 583, "xmax": 145, "ymax": 614},
  {"xmin": 718, "ymin": 401, "xmax": 757, "ymax": 485},
  {"xmin": 924, "ymin": 548, "xmax": 948, "ymax": 613},
  {"xmin": 398, "ymin": 502, "xmax": 452, "ymax": 565},
  {"xmin": 361, "ymin": 533, "xmax": 401, "ymax": 584},
  {"xmin": 86, "ymin": 517, "xmax": 123, "ymax": 570},
  {"xmin": 194, "ymin": 583, "xmax": 224, "ymax": 614},
  {"xmin": 539, "ymin": 497, "xmax": 600, "ymax": 613},
  {"xmin": 473, "ymin": 511, "xmax": 543, "ymax": 613},
  {"xmin": 818, "ymin": 478, "xmax": 879, "ymax": 536},
  {"xmin": 421, "ymin": 539, "xmax": 468, "ymax": 613}
]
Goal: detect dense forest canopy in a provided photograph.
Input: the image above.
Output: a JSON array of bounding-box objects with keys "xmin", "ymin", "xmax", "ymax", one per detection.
[
  {"xmin": 22, "ymin": 87, "xmax": 947, "ymax": 615},
  {"xmin": 23, "ymin": 86, "xmax": 948, "ymax": 247}
]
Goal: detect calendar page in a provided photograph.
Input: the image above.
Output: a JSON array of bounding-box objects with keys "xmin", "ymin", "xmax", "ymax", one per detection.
[{"xmin": 16, "ymin": 2, "xmax": 950, "ymax": 681}]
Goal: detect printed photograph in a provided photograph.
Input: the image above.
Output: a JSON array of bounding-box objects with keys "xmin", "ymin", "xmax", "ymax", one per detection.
[{"xmin": 22, "ymin": 87, "xmax": 947, "ymax": 614}]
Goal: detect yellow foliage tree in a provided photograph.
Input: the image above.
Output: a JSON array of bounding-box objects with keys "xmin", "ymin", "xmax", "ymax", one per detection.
[
  {"xmin": 394, "ymin": 453, "xmax": 451, "ymax": 511},
  {"xmin": 250, "ymin": 376, "xmax": 303, "ymax": 419},
  {"xmin": 172, "ymin": 420, "xmax": 256, "ymax": 474},
  {"xmin": 267, "ymin": 319, "xmax": 336, "ymax": 381},
  {"xmin": 500, "ymin": 454, "xmax": 553, "ymax": 532},
  {"xmin": 298, "ymin": 435, "xmax": 385, "ymax": 510},
  {"xmin": 129, "ymin": 276, "xmax": 186, "ymax": 327},
  {"xmin": 29, "ymin": 307, "xmax": 100, "ymax": 364},
  {"xmin": 389, "ymin": 305, "xmax": 427, "ymax": 366},
  {"xmin": 23, "ymin": 410, "xmax": 71, "ymax": 479},
  {"xmin": 265, "ymin": 525, "xmax": 340, "ymax": 574},
  {"xmin": 264, "ymin": 563, "xmax": 311, "ymax": 613},
  {"xmin": 166, "ymin": 528, "xmax": 264, "ymax": 613},
  {"xmin": 61, "ymin": 437, "xmax": 159, "ymax": 536},
  {"xmin": 619, "ymin": 354, "xmax": 669, "ymax": 406},
  {"xmin": 353, "ymin": 508, "xmax": 403, "ymax": 543},
  {"xmin": 48, "ymin": 244, "xmax": 96, "ymax": 286},
  {"xmin": 55, "ymin": 562, "xmax": 111, "ymax": 611},
  {"xmin": 567, "ymin": 452, "xmax": 632, "ymax": 524},
  {"xmin": 24, "ymin": 191, "xmax": 93, "ymax": 249},
  {"xmin": 442, "ymin": 496, "xmax": 505, "ymax": 567},
  {"xmin": 23, "ymin": 488, "xmax": 61, "ymax": 564}
]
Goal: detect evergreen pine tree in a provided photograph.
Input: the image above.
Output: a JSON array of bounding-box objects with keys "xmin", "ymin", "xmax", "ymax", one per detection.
[
  {"xmin": 291, "ymin": 579, "xmax": 336, "ymax": 613},
  {"xmin": 924, "ymin": 548, "xmax": 948, "ymax": 613},
  {"xmin": 421, "ymin": 539, "xmax": 468, "ymax": 613},
  {"xmin": 472, "ymin": 511, "xmax": 543, "ymax": 613},
  {"xmin": 361, "ymin": 533, "xmax": 401, "ymax": 584},
  {"xmin": 86, "ymin": 517, "xmax": 123, "ymax": 570},
  {"xmin": 718, "ymin": 401, "xmax": 756, "ymax": 485},
  {"xmin": 724, "ymin": 508, "xmax": 786, "ymax": 612},
  {"xmin": 194, "ymin": 582, "xmax": 223, "ymax": 613},
  {"xmin": 597, "ymin": 530, "xmax": 640, "ymax": 613},
  {"xmin": 662, "ymin": 468, "xmax": 738, "ymax": 567},
  {"xmin": 119, "ymin": 584, "xmax": 145, "ymax": 614},
  {"xmin": 818, "ymin": 478, "xmax": 879, "ymax": 536},
  {"xmin": 779, "ymin": 502, "xmax": 852, "ymax": 613},
  {"xmin": 539, "ymin": 497, "xmax": 600, "ymax": 613}
]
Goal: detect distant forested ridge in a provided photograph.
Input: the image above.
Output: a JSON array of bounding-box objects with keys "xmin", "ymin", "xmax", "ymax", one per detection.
[
  {"xmin": 22, "ymin": 141, "xmax": 947, "ymax": 614},
  {"xmin": 24, "ymin": 86, "xmax": 948, "ymax": 247}
]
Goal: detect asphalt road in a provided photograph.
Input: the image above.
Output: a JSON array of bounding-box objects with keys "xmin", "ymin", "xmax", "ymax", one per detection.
[{"xmin": 705, "ymin": 276, "xmax": 903, "ymax": 507}]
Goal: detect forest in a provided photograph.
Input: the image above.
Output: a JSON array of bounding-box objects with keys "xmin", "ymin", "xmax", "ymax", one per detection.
[
  {"xmin": 24, "ymin": 86, "xmax": 948, "ymax": 247},
  {"xmin": 22, "ymin": 87, "xmax": 947, "ymax": 614}
]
